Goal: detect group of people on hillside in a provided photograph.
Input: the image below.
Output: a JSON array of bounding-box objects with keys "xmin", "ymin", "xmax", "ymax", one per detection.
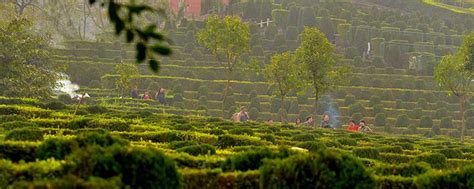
[
  {"xmin": 130, "ymin": 87, "xmax": 166, "ymax": 104},
  {"xmin": 231, "ymin": 106, "xmax": 373, "ymax": 133}
]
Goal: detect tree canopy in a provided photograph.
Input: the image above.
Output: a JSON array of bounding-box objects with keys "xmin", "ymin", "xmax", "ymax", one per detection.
[
  {"xmin": 0, "ymin": 19, "xmax": 59, "ymax": 98},
  {"xmin": 296, "ymin": 27, "xmax": 348, "ymax": 113}
]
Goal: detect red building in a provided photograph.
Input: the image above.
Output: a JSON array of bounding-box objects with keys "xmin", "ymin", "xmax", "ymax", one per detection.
[{"xmin": 170, "ymin": 0, "xmax": 230, "ymax": 18}]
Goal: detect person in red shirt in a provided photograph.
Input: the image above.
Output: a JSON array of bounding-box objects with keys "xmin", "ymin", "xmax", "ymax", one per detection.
[
  {"xmin": 143, "ymin": 91, "xmax": 151, "ymax": 100},
  {"xmin": 347, "ymin": 120, "xmax": 360, "ymax": 132}
]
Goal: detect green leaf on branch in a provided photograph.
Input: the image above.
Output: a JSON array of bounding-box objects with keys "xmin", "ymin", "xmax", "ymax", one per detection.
[
  {"xmin": 136, "ymin": 43, "xmax": 146, "ymax": 62},
  {"xmin": 149, "ymin": 59, "xmax": 160, "ymax": 72},
  {"xmin": 151, "ymin": 44, "xmax": 171, "ymax": 55}
]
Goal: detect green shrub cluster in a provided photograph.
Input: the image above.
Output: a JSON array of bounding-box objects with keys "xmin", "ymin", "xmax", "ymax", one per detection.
[{"xmin": 260, "ymin": 150, "xmax": 375, "ymax": 188}]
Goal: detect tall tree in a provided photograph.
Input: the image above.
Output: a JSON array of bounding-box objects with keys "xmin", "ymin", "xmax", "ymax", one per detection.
[
  {"xmin": 13, "ymin": 0, "xmax": 34, "ymax": 16},
  {"xmin": 115, "ymin": 62, "xmax": 139, "ymax": 97},
  {"xmin": 264, "ymin": 52, "xmax": 301, "ymax": 123},
  {"xmin": 0, "ymin": 18, "xmax": 59, "ymax": 98},
  {"xmin": 296, "ymin": 27, "xmax": 347, "ymax": 116},
  {"xmin": 197, "ymin": 15, "xmax": 250, "ymax": 116},
  {"xmin": 435, "ymin": 32, "xmax": 474, "ymax": 143}
]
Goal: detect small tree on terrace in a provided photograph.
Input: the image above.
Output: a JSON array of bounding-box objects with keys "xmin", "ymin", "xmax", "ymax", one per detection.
[
  {"xmin": 264, "ymin": 52, "xmax": 301, "ymax": 123},
  {"xmin": 434, "ymin": 32, "xmax": 474, "ymax": 143},
  {"xmin": 115, "ymin": 62, "xmax": 139, "ymax": 97},
  {"xmin": 197, "ymin": 15, "xmax": 250, "ymax": 116},
  {"xmin": 296, "ymin": 27, "xmax": 348, "ymax": 115}
]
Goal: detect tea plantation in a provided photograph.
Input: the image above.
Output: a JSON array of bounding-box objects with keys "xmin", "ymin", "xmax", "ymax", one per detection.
[
  {"xmin": 2, "ymin": 0, "xmax": 474, "ymax": 188},
  {"xmin": 1, "ymin": 96, "xmax": 474, "ymax": 188}
]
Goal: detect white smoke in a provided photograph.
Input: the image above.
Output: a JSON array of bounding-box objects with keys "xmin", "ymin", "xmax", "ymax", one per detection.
[{"xmin": 54, "ymin": 74, "xmax": 80, "ymax": 98}]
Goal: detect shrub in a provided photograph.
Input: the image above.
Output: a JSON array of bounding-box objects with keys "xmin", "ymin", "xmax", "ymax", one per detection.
[
  {"xmin": 224, "ymin": 147, "xmax": 294, "ymax": 172},
  {"xmin": 119, "ymin": 148, "xmax": 181, "ymax": 188},
  {"xmin": 375, "ymin": 113, "xmax": 387, "ymax": 126},
  {"xmin": 415, "ymin": 79, "xmax": 425, "ymax": 89},
  {"xmin": 176, "ymin": 144, "xmax": 216, "ymax": 156},
  {"xmin": 417, "ymin": 98, "xmax": 428, "ymax": 109},
  {"xmin": 395, "ymin": 99, "xmax": 403, "ymax": 109},
  {"xmin": 373, "ymin": 104, "xmax": 385, "ymax": 114},
  {"xmin": 5, "ymin": 128, "xmax": 43, "ymax": 141},
  {"xmin": 229, "ymin": 128, "xmax": 254, "ymax": 136},
  {"xmin": 415, "ymin": 165, "xmax": 474, "ymax": 188},
  {"xmin": 296, "ymin": 141, "xmax": 327, "ymax": 152},
  {"xmin": 350, "ymin": 76, "xmax": 362, "ymax": 86},
  {"xmin": 260, "ymin": 134, "xmax": 276, "ymax": 144},
  {"xmin": 260, "ymin": 150, "xmax": 375, "ymax": 189},
  {"xmin": 353, "ymin": 147, "xmax": 380, "ymax": 159},
  {"xmin": 438, "ymin": 148, "xmax": 463, "ymax": 159},
  {"xmin": 87, "ymin": 119, "xmax": 130, "ymax": 131},
  {"xmin": 0, "ymin": 121, "xmax": 38, "ymax": 130},
  {"xmin": 466, "ymin": 117, "xmax": 474, "ymax": 129},
  {"xmin": 396, "ymin": 114, "xmax": 410, "ymax": 127},
  {"xmin": 0, "ymin": 142, "xmax": 37, "ymax": 162},
  {"xmin": 353, "ymin": 56, "xmax": 363, "ymax": 66},
  {"xmin": 344, "ymin": 95, "xmax": 356, "ymax": 106},
  {"xmin": 197, "ymin": 85, "xmax": 208, "ymax": 97},
  {"xmin": 415, "ymin": 153, "xmax": 447, "ymax": 169},
  {"xmin": 349, "ymin": 103, "xmax": 365, "ymax": 115},
  {"xmin": 217, "ymin": 135, "xmax": 268, "ymax": 148},
  {"xmin": 86, "ymin": 105, "xmax": 108, "ymax": 114},
  {"xmin": 411, "ymin": 108, "xmax": 423, "ymax": 119},
  {"xmin": 337, "ymin": 138, "xmax": 357, "ymax": 146},
  {"xmin": 464, "ymin": 108, "xmax": 474, "ymax": 119},
  {"xmin": 420, "ymin": 116, "xmax": 433, "ymax": 128},
  {"xmin": 37, "ymin": 138, "xmax": 77, "ymax": 160},
  {"xmin": 374, "ymin": 162, "xmax": 431, "ymax": 177},
  {"xmin": 291, "ymin": 134, "xmax": 317, "ymax": 142},
  {"xmin": 432, "ymin": 125, "xmax": 441, "ymax": 135},
  {"xmin": 0, "ymin": 115, "xmax": 27, "ymax": 122},
  {"xmin": 369, "ymin": 95, "xmax": 381, "ymax": 106},
  {"xmin": 435, "ymin": 108, "xmax": 448, "ymax": 118},
  {"xmin": 373, "ymin": 56, "xmax": 385, "ymax": 68},
  {"xmin": 173, "ymin": 93, "xmax": 184, "ymax": 103},
  {"xmin": 249, "ymin": 107, "xmax": 259, "ymax": 121},
  {"xmin": 75, "ymin": 132, "xmax": 128, "ymax": 148},
  {"xmin": 43, "ymin": 101, "xmax": 66, "ymax": 110},
  {"xmin": 440, "ymin": 117, "xmax": 453, "ymax": 128},
  {"xmin": 168, "ymin": 141, "xmax": 199, "ymax": 150},
  {"xmin": 344, "ymin": 47, "xmax": 358, "ymax": 59},
  {"xmin": 173, "ymin": 84, "xmax": 183, "ymax": 94}
]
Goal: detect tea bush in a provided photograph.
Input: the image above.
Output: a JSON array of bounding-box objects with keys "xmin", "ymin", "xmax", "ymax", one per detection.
[
  {"xmin": 415, "ymin": 153, "xmax": 447, "ymax": 169},
  {"xmin": 86, "ymin": 105, "xmax": 108, "ymax": 114},
  {"xmin": 37, "ymin": 138, "xmax": 77, "ymax": 160},
  {"xmin": 353, "ymin": 147, "xmax": 380, "ymax": 159},
  {"xmin": 420, "ymin": 116, "xmax": 433, "ymax": 128},
  {"xmin": 176, "ymin": 144, "xmax": 216, "ymax": 156},
  {"xmin": 224, "ymin": 147, "xmax": 294, "ymax": 171},
  {"xmin": 5, "ymin": 128, "xmax": 43, "ymax": 141},
  {"xmin": 0, "ymin": 121, "xmax": 38, "ymax": 130},
  {"xmin": 396, "ymin": 114, "xmax": 410, "ymax": 127},
  {"xmin": 440, "ymin": 117, "xmax": 453, "ymax": 128},
  {"xmin": 260, "ymin": 150, "xmax": 375, "ymax": 189},
  {"xmin": 373, "ymin": 162, "xmax": 431, "ymax": 177}
]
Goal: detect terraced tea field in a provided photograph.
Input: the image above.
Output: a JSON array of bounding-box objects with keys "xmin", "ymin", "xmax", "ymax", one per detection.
[{"xmin": 0, "ymin": 97, "xmax": 474, "ymax": 188}]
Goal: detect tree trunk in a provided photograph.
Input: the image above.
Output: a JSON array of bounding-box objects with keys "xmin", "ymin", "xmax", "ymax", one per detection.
[
  {"xmin": 221, "ymin": 70, "xmax": 231, "ymax": 118},
  {"xmin": 460, "ymin": 95, "xmax": 466, "ymax": 144},
  {"xmin": 313, "ymin": 87, "xmax": 319, "ymax": 127},
  {"xmin": 280, "ymin": 95, "xmax": 286, "ymax": 123}
]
